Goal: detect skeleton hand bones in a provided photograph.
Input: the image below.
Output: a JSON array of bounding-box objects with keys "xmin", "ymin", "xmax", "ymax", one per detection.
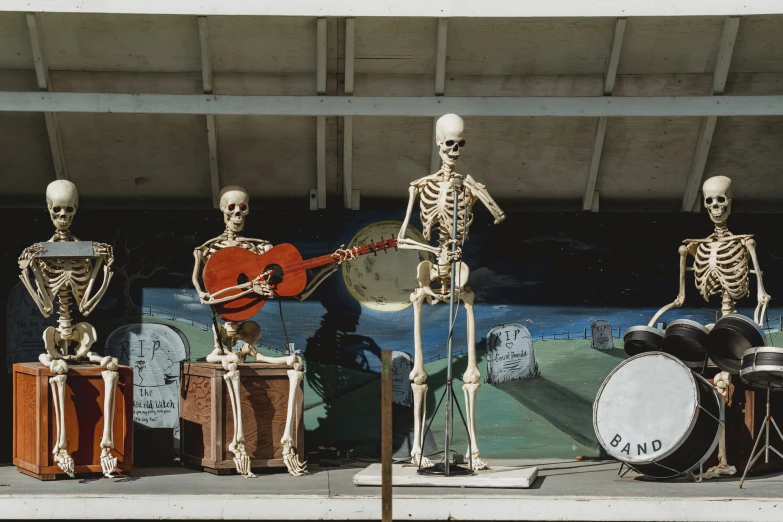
[
  {"xmin": 331, "ymin": 245, "xmax": 359, "ymax": 265},
  {"xmin": 439, "ymin": 240, "xmax": 463, "ymax": 263}
]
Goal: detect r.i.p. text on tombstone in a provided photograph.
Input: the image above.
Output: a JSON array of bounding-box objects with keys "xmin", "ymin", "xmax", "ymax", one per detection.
[{"xmin": 486, "ymin": 323, "xmax": 537, "ymax": 384}]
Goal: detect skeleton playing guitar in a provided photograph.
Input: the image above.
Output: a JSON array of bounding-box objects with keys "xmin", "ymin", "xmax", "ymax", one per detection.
[{"xmin": 203, "ymin": 238, "xmax": 398, "ymax": 322}]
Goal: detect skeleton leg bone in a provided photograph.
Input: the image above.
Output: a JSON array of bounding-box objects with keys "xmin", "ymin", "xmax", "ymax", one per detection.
[
  {"xmin": 223, "ymin": 367, "xmax": 256, "ymax": 478},
  {"xmin": 460, "ymin": 287, "xmax": 488, "ymax": 470},
  {"xmin": 100, "ymin": 370, "xmax": 120, "ymax": 477},
  {"xmin": 705, "ymin": 371, "xmax": 736, "ymax": 479},
  {"xmin": 281, "ymin": 369, "xmax": 307, "ymax": 476},
  {"xmin": 44, "ymin": 355, "xmax": 74, "ymax": 477},
  {"xmin": 409, "ymin": 285, "xmax": 433, "ymax": 467}
]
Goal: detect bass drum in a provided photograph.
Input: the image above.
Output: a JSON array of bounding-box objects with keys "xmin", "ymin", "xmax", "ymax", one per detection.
[
  {"xmin": 740, "ymin": 347, "xmax": 783, "ymax": 390},
  {"xmin": 706, "ymin": 313, "xmax": 766, "ymax": 374},
  {"xmin": 593, "ymin": 352, "xmax": 723, "ymax": 479}
]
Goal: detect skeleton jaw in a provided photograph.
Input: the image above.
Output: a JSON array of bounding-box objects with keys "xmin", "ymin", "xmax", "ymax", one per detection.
[
  {"xmin": 225, "ymin": 217, "xmax": 245, "ymax": 234},
  {"xmin": 708, "ymin": 206, "xmax": 729, "ymax": 224}
]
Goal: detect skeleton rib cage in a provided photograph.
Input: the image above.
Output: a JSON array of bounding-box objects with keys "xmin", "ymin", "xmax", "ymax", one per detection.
[
  {"xmin": 691, "ymin": 234, "xmax": 751, "ymax": 302},
  {"xmin": 417, "ymin": 178, "xmax": 476, "ymax": 245}
]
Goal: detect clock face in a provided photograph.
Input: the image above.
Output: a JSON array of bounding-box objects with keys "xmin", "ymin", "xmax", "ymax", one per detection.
[{"xmin": 342, "ymin": 221, "xmax": 433, "ymax": 312}]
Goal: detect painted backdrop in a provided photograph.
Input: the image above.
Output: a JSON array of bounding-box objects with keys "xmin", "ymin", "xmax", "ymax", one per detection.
[{"xmin": 3, "ymin": 208, "xmax": 783, "ymax": 463}]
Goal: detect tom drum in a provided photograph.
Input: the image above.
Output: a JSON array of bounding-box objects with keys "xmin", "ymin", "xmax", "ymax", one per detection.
[
  {"xmin": 740, "ymin": 347, "xmax": 783, "ymax": 390},
  {"xmin": 706, "ymin": 313, "xmax": 766, "ymax": 374},
  {"xmin": 593, "ymin": 352, "xmax": 723, "ymax": 479}
]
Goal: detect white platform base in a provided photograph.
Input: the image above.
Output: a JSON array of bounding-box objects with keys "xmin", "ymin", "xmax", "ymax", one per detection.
[{"xmin": 352, "ymin": 463, "xmax": 539, "ymax": 488}]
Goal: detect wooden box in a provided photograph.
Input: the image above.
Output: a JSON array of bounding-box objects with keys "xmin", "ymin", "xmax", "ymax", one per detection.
[
  {"xmin": 13, "ymin": 362, "xmax": 134, "ymax": 480},
  {"xmin": 180, "ymin": 362, "xmax": 304, "ymax": 474}
]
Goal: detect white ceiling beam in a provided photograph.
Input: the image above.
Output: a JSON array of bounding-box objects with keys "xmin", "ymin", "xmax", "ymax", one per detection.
[
  {"xmin": 4, "ymin": 92, "xmax": 783, "ymax": 117},
  {"xmin": 430, "ymin": 18, "xmax": 449, "ymax": 174},
  {"xmin": 315, "ymin": 17, "xmax": 327, "ymax": 209},
  {"xmin": 582, "ymin": 18, "xmax": 625, "ymax": 211},
  {"xmin": 681, "ymin": 16, "xmax": 739, "ymax": 212},
  {"xmin": 26, "ymin": 13, "xmax": 68, "ymax": 180},
  {"xmin": 343, "ymin": 18, "xmax": 357, "ymax": 210},
  {"xmin": 198, "ymin": 17, "xmax": 220, "ymax": 208},
  {"xmin": 5, "ymin": 0, "xmax": 781, "ymax": 17}
]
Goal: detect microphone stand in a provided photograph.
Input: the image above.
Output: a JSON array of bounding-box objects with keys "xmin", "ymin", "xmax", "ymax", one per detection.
[{"xmin": 418, "ymin": 174, "xmax": 473, "ymax": 477}]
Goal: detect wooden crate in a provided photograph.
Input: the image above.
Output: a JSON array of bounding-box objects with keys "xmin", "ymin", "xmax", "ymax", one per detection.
[
  {"xmin": 180, "ymin": 362, "xmax": 304, "ymax": 474},
  {"xmin": 13, "ymin": 362, "xmax": 133, "ymax": 480}
]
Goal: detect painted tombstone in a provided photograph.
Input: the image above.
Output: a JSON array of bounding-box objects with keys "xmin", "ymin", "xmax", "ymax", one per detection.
[
  {"xmin": 6, "ymin": 281, "xmax": 57, "ymax": 372},
  {"xmin": 105, "ymin": 323, "xmax": 190, "ymax": 430},
  {"xmin": 591, "ymin": 320, "xmax": 614, "ymax": 350},
  {"xmin": 486, "ymin": 323, "xmax": 537, "ymax": 384},
  {"xmin": 391, "ymin": 350, "xmax": 414, "ymax": 407}
]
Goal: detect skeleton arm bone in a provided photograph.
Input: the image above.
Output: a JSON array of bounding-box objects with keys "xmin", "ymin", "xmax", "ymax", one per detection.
[
  {"xmin": 19, "ymin": 265, "xmax": 55, "ymax": 317},
  {"xmin": 397, "ymin": 186, "xmax": 441, "ymax": 255},
  {"xmin": 463, "ymin": 175, "xmax": 506, "ymax": 224},
  {"xmin": 745, "ymin": 238, "xmax": 771, "ymax": 326},
  {"xmin": 648, "ymin": 244, "xmax": 691, "ymax": 327},
  {"xmin": 79, "ymin": 248, "xmax": 115, "ymax": 315}
]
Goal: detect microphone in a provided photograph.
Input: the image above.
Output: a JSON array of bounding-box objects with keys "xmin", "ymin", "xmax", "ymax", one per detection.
[{"xmin": 451, "ymin": 175, "xmax": 463, "ymax": 188}]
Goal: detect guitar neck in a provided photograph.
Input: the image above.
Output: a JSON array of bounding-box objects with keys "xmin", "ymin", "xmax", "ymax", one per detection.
[{"xmin": 300, "ymin": 238, "xmax": 397, "ymax": 271}]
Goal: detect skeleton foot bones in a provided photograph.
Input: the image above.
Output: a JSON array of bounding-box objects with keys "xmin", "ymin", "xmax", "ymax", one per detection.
[{"xmin": 21, "ymin": 181, "xmax": 119, "ymax": 479}]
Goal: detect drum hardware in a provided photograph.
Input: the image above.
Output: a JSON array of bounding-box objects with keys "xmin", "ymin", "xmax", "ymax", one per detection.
[
  {"xmin": 594, "ymin": 352, "xmax": 724, "ymax": 480},
  {"xmin": 737, "ymin": 346, "xmax": 783, "ymax": 488},
  {"xmin": 738, "ymin": 388, "xmax": 783, "ymax": 488}
]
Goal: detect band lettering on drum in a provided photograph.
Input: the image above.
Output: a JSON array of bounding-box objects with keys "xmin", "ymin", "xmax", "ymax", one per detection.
[{"xmin": 610, "ymin": 434, "xmax": 662, "ymax": 456}]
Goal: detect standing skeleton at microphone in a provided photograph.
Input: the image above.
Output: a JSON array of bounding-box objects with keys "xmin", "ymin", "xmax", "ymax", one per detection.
[
  {"xmin": 648, "ymin": 175, "xmax": 771, "ymax": 479},
  {"xmin": 398, "ymin": 114, "xmax": 505, "ymax": 469}
]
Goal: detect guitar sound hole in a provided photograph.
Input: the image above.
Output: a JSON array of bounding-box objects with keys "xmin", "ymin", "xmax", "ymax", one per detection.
[
  {"xmin": 265, "ymin": 264, "xmax": 284, "ymax": 285},
  {"xmin": 237, "ymin": 273, "xmax": 249, "ymax": 285}
]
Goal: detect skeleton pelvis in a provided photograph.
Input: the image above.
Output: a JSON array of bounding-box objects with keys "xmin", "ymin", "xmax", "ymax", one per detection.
[
  {"xmin": 219, "ymin": 320, "xmax": 261, "ymax": 349},
  {"xmin": 417, "ymin": 260, "xmax": 470, "ymax": 291},
  {"xmin": 43, "ymin": 322, "xmax": 97, "ymax": 360}
]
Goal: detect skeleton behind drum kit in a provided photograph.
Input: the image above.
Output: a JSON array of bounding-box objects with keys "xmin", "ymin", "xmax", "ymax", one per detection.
[
  {"xmin": 192, "ymin": 185, "xmax": 344, "ymax": 477},
  {"xmin": 18, "ymin": 180, "xmax": 119, "ymax": 478},
  {"xmin": 398, "ymin": 114, "xmax": 506, "ymax": 470},
  {"xmin": 647, "ymin": 175, "xmax": 772, "ymax": 479}
]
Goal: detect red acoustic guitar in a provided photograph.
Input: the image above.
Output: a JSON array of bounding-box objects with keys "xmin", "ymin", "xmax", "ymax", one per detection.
[{"xmin": 203, "ymin": 238, "xmax": 398, "ymax": 322}]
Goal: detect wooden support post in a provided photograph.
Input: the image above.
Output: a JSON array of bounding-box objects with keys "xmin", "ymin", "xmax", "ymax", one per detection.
[
  {"xmin": 681, "ymin": 16, "xmax": 739, "ymax": 212},
  {"xmin": 315, "ymin": 17, "xmax": 327, "ymax": 209},
  {"xmin": 198, "ymin": 16, "xmax": 221, "ymax": 208},
  {"xmin": 381, "ymin": 350, "xmax": 392, "ymax": 522},
  {"xmin": 582, "ymin": 18, "xmax": 625, "ymax": 211},
  {"xmin": 343, "ymin": 18, "xmax": 358, "ymax": 209},
  {"xmin": 429, "ymin": 18, "xmax": 449, "ymax": 175},
  {"xmin": 26, "ymin": 13, "xmax": 68, "ymax": 181}
]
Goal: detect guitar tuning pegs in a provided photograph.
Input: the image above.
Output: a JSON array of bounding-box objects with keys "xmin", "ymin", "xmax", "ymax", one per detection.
[
  {"xmin": 369, "ymin": 238, "xmax": 377, "ymax": 256},
  {"xmin": 391, "ymin": 233, "xmax": 398, "ymax": 251}
]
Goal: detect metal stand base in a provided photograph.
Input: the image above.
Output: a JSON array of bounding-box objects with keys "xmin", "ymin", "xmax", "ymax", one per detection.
[
  {"xmin": 417, "ymin": 462, "xmax": 474, "ymax": 476},
  {"xmin": 739, "ymin": 389, "xmax": 783, "ymax": 488}
]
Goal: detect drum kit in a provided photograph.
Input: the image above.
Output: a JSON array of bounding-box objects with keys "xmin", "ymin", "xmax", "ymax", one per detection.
[{"xmin": 594, "ymin": 312, "xmax": 783, "ymax": 485}]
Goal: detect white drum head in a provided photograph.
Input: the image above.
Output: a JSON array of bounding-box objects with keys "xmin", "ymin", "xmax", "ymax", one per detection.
[{"xmin": 594, "ymin": 352, "xmax": 699, "ymax": 463}]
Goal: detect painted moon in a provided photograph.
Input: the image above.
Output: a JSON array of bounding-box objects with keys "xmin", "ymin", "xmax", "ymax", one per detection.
[{"xmin": 342, "ymin": 221, "xmax": 433, "ymax": 312}]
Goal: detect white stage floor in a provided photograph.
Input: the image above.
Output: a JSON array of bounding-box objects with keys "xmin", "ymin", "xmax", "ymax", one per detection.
[{"xmin": 1, "ymin": 459, "xmax": 782, "ymax": 520}]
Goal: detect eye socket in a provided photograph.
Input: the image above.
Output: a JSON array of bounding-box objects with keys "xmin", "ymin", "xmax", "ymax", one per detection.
[
  {"xmin": 53, "ymin": 206, "xmax": 61, "ymax": 213},
  {"xmin": 445, "ymin": 140, "xmax": 454, "ymax": 147},
  {"xmin": 228, "ymin": 204, "xmax": 235, "ymax": 211},
  {"xmin": 705, "ymin": 198, "xmax": 713, "ymax": 205},
  {"xmin": 239, "ymin": 204, "xmax": 246, "ymax": 210},
  {"xmin": 458, "ymin": 140, "xmax": 466, "ymax": 147},
  {"xmin": 717, "ymin": 196, "xmax": 726, "ymax": 203},
  {"xmin": 65, "ymin": 207, "xmax": 74, "ymax": 213}
]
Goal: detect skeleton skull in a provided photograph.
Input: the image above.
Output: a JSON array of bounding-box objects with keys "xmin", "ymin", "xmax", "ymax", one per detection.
[
  {"xmin": 219, "ymin": 185, "xmax": 250, "ymax": 233},
  {"xmin": 45, "ymin": 180, "xmax": 79, "ymax": 232},
  {"xmin": 435, "ymin": 113, "xmax": 466, "ymax": 168},
  {"xmin": 703, "ymin": 176, "xmax": 732, "ymax": 224}
]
